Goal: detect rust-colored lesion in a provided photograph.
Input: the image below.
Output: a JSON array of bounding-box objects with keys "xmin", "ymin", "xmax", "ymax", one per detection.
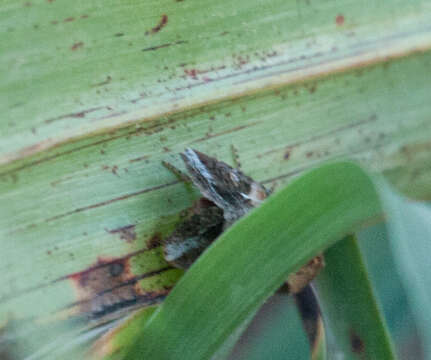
[
  {"xmin": 67, "ymin": 254, "xmax": 171, "ymax": 320},
  {"xmin": 335, "ymin": 14, "xmax": 345, "ymax": 26},
  {"xmin": 146, "ymin": 14, "xmax": 168, "ymax": 35},
  {"xmin": 69, "ymin": 257, "xmax": 137, "ymax": 318}
]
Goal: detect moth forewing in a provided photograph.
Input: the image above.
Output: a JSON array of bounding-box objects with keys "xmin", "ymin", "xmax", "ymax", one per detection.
[{"xmin": 180, "ymin": 148, "xmax": 268, "ymax": 223}]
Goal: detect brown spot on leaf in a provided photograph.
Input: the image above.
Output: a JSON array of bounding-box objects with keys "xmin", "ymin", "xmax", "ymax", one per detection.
[
  {"xmin": 114, "ymin": 32, "xmax": 124, "ymax": 37},
  {"xmin": 147, "ymin": 233, "xmax": 162, "ymax": 249},
  {"xmin": 71, "ymin": 42, "xmax": 84, "ymax": 51},
  {"xmin": 68, "ymin": 257, "xmax": 136, "ymax": 317},
  {"xmin": 67, "ymin": 253, "xmax": 171, "ymax": 319},
  {"xmin": 184, "ymin": 68, "xmax": 198, "ymax": 79},
  {"xmin": 284, "ymin": 149, "xmax": 291, "ymax": 160},
  {"xmin": 64, "ymin": 17, "xmax": 75, "ymax": 22},
  {"xmin": 350, "ymin": 329, "xmax": 365, "ymax": 354},
  {"xmin": 335, "ymin": 14, "xmax": 345, "ymax": 26},
  {"xmin": 146, "ymin": 14, "xmax": 168, "ymax": 35},
  {"xmin": 108, "ymin": 225, "xmax": 137, "ymax": 243}
]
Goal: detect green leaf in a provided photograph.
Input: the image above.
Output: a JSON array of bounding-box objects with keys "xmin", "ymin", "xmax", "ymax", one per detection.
[
  {"xmin": 118, "ymin": 161, "xmax": 382, "ymax": 360},
  {"xmin": 379, "ymin": 184, "xmax": 431, "ymax": 359},
  {"xmin": 316, "ymin": 235, "xmax": 396, "ymax": 359}
]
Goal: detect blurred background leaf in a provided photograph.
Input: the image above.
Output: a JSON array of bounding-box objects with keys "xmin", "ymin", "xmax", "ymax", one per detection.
[{"xmin": 380, "ymin": 184, "xmax": 431, "ymax": 359}]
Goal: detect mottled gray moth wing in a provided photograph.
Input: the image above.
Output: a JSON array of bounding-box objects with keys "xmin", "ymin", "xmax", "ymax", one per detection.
[{"xmin": 180, "ymin": 148, "xmax": 269, "ymax": 224}]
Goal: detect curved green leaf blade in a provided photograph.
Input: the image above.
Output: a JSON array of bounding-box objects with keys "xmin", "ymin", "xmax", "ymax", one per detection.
[
  {"xmin": 119, "ymin": 161, "xmax": 382, "ymax": 360},
  {"xmin": 316, "ymin": 235, "xmax": 396, "ymax": 359}
]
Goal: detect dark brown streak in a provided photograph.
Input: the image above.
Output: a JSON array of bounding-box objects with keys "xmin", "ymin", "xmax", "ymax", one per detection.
[
  {"xmin": 98, "ymin": 110, "xmax": 127, "ymax": 120},
  {"xmin": 142, "ymin": 40, "xmax": 187, "ymax": 52},
  {"xmin": 45, "ymin": 180, "xmax": 179, "ymax": 223},
  {"xmin": 129, "ymin": 155, "xmax": 149, "ymax": 163},
  {"xmin": 107, "ymin": 224, "xmax": 135, "ymax": 234},
  {"xmin": 92, "ymin": 75, "xmax": 112, "ymax": 87},
  {"xmin": 192, "ymin": 121, "xmax": 261, "ymax": 143},
  {"xmin": 44, "ymin": 106, "xmax": 105, "ymax": 124}
]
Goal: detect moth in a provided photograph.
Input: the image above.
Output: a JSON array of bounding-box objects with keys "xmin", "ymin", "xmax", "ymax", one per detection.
[{"xmin": 162, "ymin": 148, "xmax": 323, "ymax": 294}]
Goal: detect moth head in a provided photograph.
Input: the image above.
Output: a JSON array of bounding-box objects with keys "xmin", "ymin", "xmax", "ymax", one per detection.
[{"xmin": 180, "ymin": 148, "xmax": 268, "ymax": 220}]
